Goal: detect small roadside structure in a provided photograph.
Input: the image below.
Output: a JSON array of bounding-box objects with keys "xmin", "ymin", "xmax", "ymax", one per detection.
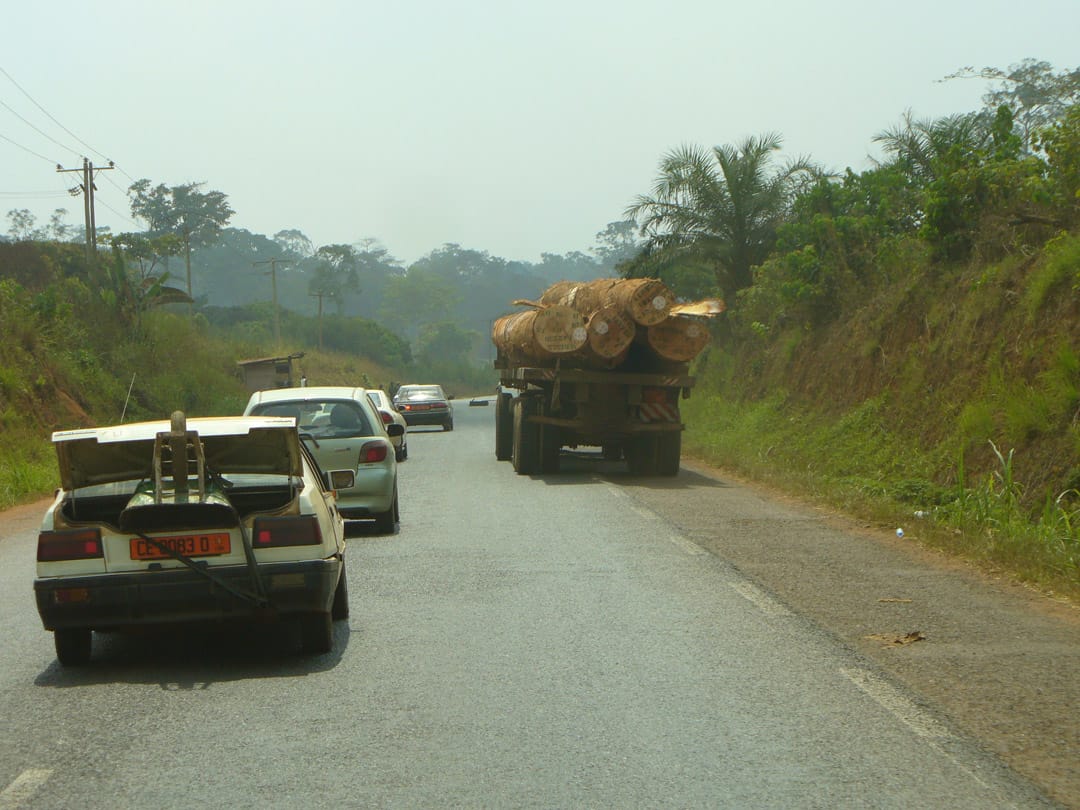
[{"xmin": 237, "ymin": 352, "xmax": 305, "ymax": 392}]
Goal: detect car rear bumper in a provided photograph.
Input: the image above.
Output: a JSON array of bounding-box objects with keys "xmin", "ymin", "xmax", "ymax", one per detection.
[
  {"xmin": 401, "ymin": 410, "xmax": 451, "ymax": 426},
  {"xmin": 35, "ymin": 558, "xmax": 341, "ymax": 631}
]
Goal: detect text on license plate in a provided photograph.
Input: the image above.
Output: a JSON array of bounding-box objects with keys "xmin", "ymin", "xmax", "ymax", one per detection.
[
  {"xmin": 130, "ymin": 533, "xmax": 231, "ymax": 560},
  {"xmin": 409, "ymin": 404, "xmax": 431, "ymax": 410}
]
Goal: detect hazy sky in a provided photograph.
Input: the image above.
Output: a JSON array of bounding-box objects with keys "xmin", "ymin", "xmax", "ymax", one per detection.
[{"xmin": 3, "ymin": 1, "xmax": 1078, "ymax": 264}]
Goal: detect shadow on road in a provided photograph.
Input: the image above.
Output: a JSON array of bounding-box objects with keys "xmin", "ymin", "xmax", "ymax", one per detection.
[
  {"xmin": 527, "ymin": 451, "xmax": 733, "ymax": 491},
  {"xmin": 32, "ymin": 618, "xmax": 351, "ymax": 689}
]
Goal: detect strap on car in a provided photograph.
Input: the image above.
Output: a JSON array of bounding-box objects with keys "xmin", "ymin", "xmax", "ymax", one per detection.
[{"xmin": 134, "ymin": 529, "xmax": 271, "ymax": 609}]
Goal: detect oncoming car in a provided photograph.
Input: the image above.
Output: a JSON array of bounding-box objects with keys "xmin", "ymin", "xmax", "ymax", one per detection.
[
  {"xmin": 367, "ymin": 388, "xmax": 408, "ymax": 461},
  {"xmin": 34, "ymin": 412, "xmax": 354, "ymax": 666},
  {"xmin": 393, "ymin": 384, "xmax": 453, "ymax": 431},
  {"xmin": 244, "ymin": 386, "xmax": 402, "ymax": 531}
]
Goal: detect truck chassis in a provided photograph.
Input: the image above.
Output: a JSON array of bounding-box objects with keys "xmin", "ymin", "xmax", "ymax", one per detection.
[{"xmin": 495, "ymin": 363, "xmax": 693, "ymax": 476}]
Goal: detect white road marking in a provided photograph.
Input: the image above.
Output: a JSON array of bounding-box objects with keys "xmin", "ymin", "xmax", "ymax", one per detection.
[
  {"xmin": 840, "ymin": 668, "xmax": 1010, "ymax": 797},
  {"xmin": 664, "ymin": 533, "xmax": 709, "ymax": 556},
  {"xmin": 840, "ymin": 667, "xmax": 952, "ymax": 740},
  {"xmin": 730, "ymin": 581, "xmax": 793, "ymax": 616},
  {"xmin": 0, "ymin": 769, "xmax": 51, "ymax": 810}
]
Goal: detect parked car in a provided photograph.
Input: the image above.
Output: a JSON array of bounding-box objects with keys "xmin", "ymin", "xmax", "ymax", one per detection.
[
  {"xmin": 393, "ymin": 384, "xmax": 454, "ymax": 431},
  {"xmin": 34, "ymin": 412, "xmax": 354, "ymax": 666},
  {"xmin": 367, "ymin": 388, "xmax": 408, "ymax": 461},
  {"xmin": 244, "ymin": 386, "xmax": 402, "ymax": 531}
]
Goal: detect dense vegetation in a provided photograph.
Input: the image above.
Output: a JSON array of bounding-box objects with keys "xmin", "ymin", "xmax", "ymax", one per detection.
[
  {"xmin": 620, "ymin": 60, "xmax": 1080, "ymax": 596},
  {"xmin": 2, "ymin": 58, "xmax": 1077, "ymax": 596}
]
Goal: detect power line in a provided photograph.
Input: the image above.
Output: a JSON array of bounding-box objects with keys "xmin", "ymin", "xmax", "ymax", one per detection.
[
  {"xmin": 0, "ymin": 97, "xmax": 81, "ymax": 160},
  {"xmin": 0, "ymin": 129, "xmax": 57, "ymax": 164},
  {"xmin": 0, "ymin": 64, "xmax": 110, "ymax": 164}
]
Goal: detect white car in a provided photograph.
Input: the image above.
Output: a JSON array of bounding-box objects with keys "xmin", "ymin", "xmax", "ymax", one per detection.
[
  {"xmin": 244, "ymin": 386, "xmax": 402, "ymax": 531},
  {"xmin": 367, "ymin": 389, "xmax": 408, "ymax": 461},
  {"xmin": 34, "ymin": 412, "xmax": 354, "ymax": 666}
]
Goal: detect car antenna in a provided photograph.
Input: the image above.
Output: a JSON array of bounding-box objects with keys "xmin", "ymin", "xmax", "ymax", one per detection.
[{"xmin": 120, "ymin": 372, "xmax": 136, "ymax": 423}]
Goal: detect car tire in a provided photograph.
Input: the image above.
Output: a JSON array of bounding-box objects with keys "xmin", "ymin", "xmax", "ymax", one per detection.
[
  {"xmin": 300, "ymin": 611, "xmax": 333, "ymax": 654},
  {"xmin": 395, "ymin": 442, "xmax": 407, "ymax": 462},
  {"xmin": 443, "ymin": 419, "xmax": 454, "ymax": 431},
  {"xmin": 331, "ymin": 564, "xmax": 350, "ymax": 621},
  {"xmin": 55, "ymin": 628, "xmax": 92, "ymax": 666},
  {"xmin": 374, "ymin": 487, "xmax": 399, "ymax": 534}
]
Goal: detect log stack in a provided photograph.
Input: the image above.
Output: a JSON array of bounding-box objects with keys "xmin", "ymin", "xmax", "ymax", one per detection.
[{"xmin": 493, "ymin": 277, "xmax": 722, "ymax": 370}]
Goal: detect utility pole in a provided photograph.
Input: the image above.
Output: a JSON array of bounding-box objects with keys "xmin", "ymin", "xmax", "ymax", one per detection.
[
  {"xmin": 253, "ymin": 258, "xmax": 292, "ymax": 347},
  {"xmin": 56, "ymin": 158, "xmax": 114, "ymax": 262},
  {"xmin": 309, "ymin": 291, "xmax": 333, "ymax": 351}
]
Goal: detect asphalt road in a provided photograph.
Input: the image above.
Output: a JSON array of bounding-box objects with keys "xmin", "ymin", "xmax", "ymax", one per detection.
[{"xmin": 0, "ymin": 401, "xmax": 1059, "ymax": 808}]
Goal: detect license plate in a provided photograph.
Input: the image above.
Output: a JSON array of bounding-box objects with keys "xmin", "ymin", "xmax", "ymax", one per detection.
[
  {"xmin": 130, "ymin": 533, "xmax": 231, "ymax": 560},
  {"xmin": 409, "ymin": 404, "xmax": 431, "ymax": 411}
]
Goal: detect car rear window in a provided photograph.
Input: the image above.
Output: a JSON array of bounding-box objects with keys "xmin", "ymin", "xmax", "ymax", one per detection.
[{"xmin": 250, "ymin": 399, "xmax": 375, "ymax": 438}]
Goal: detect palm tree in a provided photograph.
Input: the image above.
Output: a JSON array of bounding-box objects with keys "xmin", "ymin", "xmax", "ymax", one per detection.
[
  {"xmin": 626, "ymin": 133, "xmax": 817, "ymax": 297},
  {"xmin": 871, "ymin": 111, "xmax": 988, "ymax": 184}
]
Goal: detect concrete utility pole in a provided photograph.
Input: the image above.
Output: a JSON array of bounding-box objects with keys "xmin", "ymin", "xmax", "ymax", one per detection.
[
  {"xmin": 56, "ymin": 158, "xmax": 114, "ymax": 262},
  {"xmin": 253, "ymin": 258, "xmax": 292, "ymax": 347}
]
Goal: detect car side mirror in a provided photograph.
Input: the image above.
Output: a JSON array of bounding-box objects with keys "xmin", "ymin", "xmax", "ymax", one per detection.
[
  {"xmin": 323, "ymin": 469, "xmax": 356, "ymax": 491},
  {"xmin": 385, "ymin": 424, "xmax": 405, "ymax": 437}
]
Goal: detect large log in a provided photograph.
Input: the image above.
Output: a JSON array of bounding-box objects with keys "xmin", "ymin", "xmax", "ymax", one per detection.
[
  {"xmin": 596, "ymin": 277, "xmax": 674, "ymax": 326},
  {"xmin": 540, "ymin": 278, "xmax": 674, "ymax": 327},
  {"xmin": 584, "ymin": 304, "xmax": 636, "ymax": 360},
  {"xmin": 492, "ymin": 305, "xmax": 587, "ymax": 364},
  {"xmin": 641, "ymin": 316, "xmax": 712, "ymax": 362}
]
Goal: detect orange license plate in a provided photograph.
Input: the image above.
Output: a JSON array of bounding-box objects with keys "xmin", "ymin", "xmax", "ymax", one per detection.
[{"xmin": 130, "ymin": 533, "xmax": 231, "ymax": 560}]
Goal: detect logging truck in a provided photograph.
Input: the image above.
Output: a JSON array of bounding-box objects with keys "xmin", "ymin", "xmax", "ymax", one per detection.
[{"xmin": 491, "ymin": 278, "xmax": 716, "ymax": 476}]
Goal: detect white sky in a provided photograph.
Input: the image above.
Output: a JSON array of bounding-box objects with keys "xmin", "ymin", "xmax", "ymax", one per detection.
[{"xmin": 3, "ymin": 0, "xmax": 1078, "ymax": 264}]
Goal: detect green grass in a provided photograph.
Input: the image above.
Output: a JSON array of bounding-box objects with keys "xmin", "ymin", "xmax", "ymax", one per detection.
[{"xmin": 683, "ymin": 391, "xmax": 1080, "ymax": 599}]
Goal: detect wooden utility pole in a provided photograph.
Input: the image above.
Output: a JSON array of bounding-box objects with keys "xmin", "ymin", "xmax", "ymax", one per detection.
[
  {"xmin": 56, "ymin": 158, "xmax": 114, "ymax": 262},
  {"xmin": 253, "ymin": 258, "xmax": 292, "ymax": 347},
  {"xmin": 309, "ymin": 291, "xmax": 333, "ymax": 351}
]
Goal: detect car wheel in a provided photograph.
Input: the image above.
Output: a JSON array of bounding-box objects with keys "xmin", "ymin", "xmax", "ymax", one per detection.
[
  {"xmin": 374, "ymin": 487, "xmax": 398, "ymax": 534},
  {"xmin": 395, "ymin": 443, "xmax": 406, "ymax": 462},
  {"xmin": 300, "ymin": 611, "xmax": 333, "ymax": 654},
  {"xmin": 331, "ymin": 564, "xmax": 350, "ymax": 621},
  {"xmin": 443, "ymin": 419, "xmax": 454, "ymax": 431},
  {"xmin": 55, "ymin": 628, "xmax": 92, "ymax": 666}
]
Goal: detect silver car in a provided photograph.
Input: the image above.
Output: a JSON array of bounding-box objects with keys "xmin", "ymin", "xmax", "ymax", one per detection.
[
  {"xmin": 244, "ymin": 386, "xmax": 403, "ymax": 532},
  {"xmin": 367, "ymin": 389, "xmax": 409, "ymax": 461}
]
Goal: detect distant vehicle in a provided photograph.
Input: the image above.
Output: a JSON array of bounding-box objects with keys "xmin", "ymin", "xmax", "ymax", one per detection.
[
  {"xmin": 367, "ymin": 389, "xmax": 408, "ymax": 461},
  {"xmin": 244, "ymin": 386, "xmax": 402, "ymax": 531},
  {"xmin": 34, "ymin": 412, "xmax": 354, "ymax": 666},
  {"xmin": 393, "ymin": 384, "xmax": 454, "ymax": 431}
]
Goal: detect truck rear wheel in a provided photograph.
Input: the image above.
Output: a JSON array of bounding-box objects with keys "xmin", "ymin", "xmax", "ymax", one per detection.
[
  {"xmin": 656, "ymin": 431, "xmax": 681, "ymax": 476},
  {"xmin": 540, "ymin": 423, "xmax": 561, "ymax": 473},
  {"xmin": 512, "ymin": 397, "xmax": 540, "ymax": 475},
  {"xmin": 625, "ymin": 435, "xmax": 658, "ymax": 476},
  {"xmin": 495, "ymin": 393, "xmax": 513, "ymax": 460}
]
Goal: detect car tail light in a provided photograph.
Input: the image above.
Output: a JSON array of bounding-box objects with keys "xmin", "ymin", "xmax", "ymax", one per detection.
[
  {"xmin": 37, "ymin": 529, "xmax": 104, "ymax": 562},
  {"xmin": 359, "ymin": 441, "xmax": 388, "ymax": 463},
  {"xmin": 252, "ymin": 516, "xmax": 322, "ymax": 548},
  {"xmin": 378, "ymin": 410, "xmax": 393, "ymax": 425}
]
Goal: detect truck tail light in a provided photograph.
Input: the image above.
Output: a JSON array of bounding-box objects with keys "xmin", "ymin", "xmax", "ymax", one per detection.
[
  {"xmin": 252, "ymin": 516, "xmax": 322, "ymax": 548},
  {"xmin": 38, "ymin": 529, "xmax": 104, "ymax": 561},
  {"xmin": 359, "ymin": 441, "xmax": 388, "ymax": 463}
]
